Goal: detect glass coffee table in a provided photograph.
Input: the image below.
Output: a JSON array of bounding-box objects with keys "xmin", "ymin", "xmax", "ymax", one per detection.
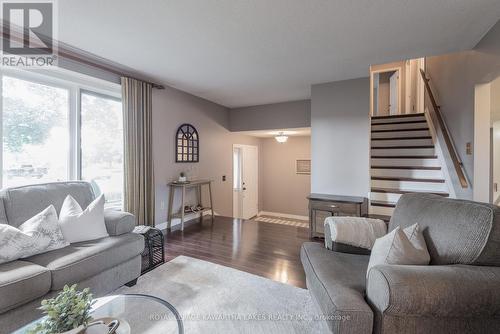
[{"xmin": 15, "ymin": 294, "xmax": 184, "ymax": 334}]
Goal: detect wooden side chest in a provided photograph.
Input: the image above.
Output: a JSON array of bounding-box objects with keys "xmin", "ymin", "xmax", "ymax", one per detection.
[{"xmin": 307, "ymin": 193, "xmax": 368, "ymax": 238}]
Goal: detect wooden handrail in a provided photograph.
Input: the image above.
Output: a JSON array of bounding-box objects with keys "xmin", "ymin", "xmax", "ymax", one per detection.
[{"xmin": 419, "ymin": 69, "xmax": 468, "ymax": 188}]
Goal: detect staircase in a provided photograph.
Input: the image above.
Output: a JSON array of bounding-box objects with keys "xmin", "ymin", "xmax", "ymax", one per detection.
[{"xmin": 369, "ymin": 113, "xmax": 451, "ymax": 219}]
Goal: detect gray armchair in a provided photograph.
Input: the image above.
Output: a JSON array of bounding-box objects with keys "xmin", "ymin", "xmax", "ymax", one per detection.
[{"xmin": 301, "ymin": 193, "xmax": 500, "ymax": 334}]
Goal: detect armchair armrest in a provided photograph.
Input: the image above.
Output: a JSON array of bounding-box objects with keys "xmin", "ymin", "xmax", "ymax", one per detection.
[
  {"xmin": 104, "ymin": 209, "xmax": 136, "ymax": 236},
  {"xmin": 366, "ymin": 264, "xmax": 500, "ymax": 318}
]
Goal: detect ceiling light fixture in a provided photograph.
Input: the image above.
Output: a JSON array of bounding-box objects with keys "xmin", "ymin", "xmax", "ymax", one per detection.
[{"xmin": 275, "ymin": 132, "xmax": 288, "ymax": 143}]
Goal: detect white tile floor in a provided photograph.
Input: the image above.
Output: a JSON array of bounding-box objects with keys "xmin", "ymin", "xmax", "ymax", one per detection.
[{"xmin": 252, "ymin": 215, "xmax": 309, "ymax": 229}]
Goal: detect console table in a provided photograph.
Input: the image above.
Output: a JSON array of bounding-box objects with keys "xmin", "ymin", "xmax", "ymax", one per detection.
[
  {"xmin": 307, "ymin": 193, "xmax": 368, "ymax": 238},
  {"xmin": 167, "ymin": 179, "xmax": 214, "ymax": 231}
]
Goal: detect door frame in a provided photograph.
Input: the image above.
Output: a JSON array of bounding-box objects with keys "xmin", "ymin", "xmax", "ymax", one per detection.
[
  {"xmin": 370, "ymin": 66, "xmax": 403, "ymax": 116},
  {"xmin": 232, "ymin": 144, "xmax": 259, "ymax": 219}
]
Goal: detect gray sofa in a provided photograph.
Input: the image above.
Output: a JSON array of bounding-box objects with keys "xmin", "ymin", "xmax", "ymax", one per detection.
[
  {"xmin": 301, "ymin": 193, "xmax": 500, "ymax": 334},
  {"xmin": 0, "ymin": 182, "xmax": 144, "ymax": 333}
]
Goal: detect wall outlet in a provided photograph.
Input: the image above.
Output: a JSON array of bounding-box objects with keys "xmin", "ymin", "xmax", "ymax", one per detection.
[
  {"xmin": 466, "ymin": 142, "xmax": 472, "ymax": 155},
  {"xmin": 222, "ymin": 175, "xmax": 226, "ymax": 181}
]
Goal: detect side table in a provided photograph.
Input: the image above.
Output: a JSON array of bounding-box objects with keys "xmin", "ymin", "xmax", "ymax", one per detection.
[{"xmin": 167, "ymin": 179, "xmax": 215, "ymax": 231}]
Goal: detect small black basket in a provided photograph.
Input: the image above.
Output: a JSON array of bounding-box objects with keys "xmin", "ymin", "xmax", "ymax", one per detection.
[{"xmin": 133, "ymin": 226, "xmax": 165, "ymax": 274}]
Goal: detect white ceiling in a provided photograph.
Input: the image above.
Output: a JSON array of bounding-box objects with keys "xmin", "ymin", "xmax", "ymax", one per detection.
[
  {"xmin": 58, "ymin": 1, "xmax": 500, "ymax": 107},
  {"xmin": 237, "ymin": 128, "xmax": 311, "ymax": 138}
]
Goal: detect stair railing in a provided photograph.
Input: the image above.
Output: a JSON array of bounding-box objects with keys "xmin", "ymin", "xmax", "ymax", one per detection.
[{"xmin": 419, "ymin": 69, "xmax": 468, "ymax": 188}]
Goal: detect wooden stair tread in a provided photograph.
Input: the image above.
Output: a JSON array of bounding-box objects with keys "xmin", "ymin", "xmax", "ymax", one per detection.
[
  {"xmin": 371, "ymin": 155, "xmax": 438, "ymax": 159},
  {"xmin": 366, "ymin": 214, "xmax": 391, "ymax": 222},
  {"xmin": 371, "ymin": 113, "xmax": 425, "ymax": 120},
  {"xmin": 372, "ymin": 128, "xmax": 429, "ymax": 133},
  {"xmin": 371, "ymin": 136, "xmax": 432, "ymax": 141},
  {"xmin": 371, "ymin": 145, "xmax": 434, "ymax": 149},
  {"xmin": 371, "ymin": 120, "xmax": 427, "ymax": 126},
  {"xmin": 371, "ymin": 165, "xmax": 441, "ymax": 170},
  {"xmin": 370, "ymin": 201, "xmax": 396, "ymax": 208},
  {"xmin": 372, "ymin": 176, "xmax": 445, "ymax": 183},
  {"xmin": 371, "ymin": 188, "xmax": 449, "ymax": 196}
]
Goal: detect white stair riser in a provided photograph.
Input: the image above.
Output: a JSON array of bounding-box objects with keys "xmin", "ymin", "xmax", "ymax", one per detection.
[
  {"xmin": 371, "ymin": 130, "xmax": 431, "ymax": 139},
  {"xmin": 371, "ymin": 179, "xmax": 448, "ymax": 192},
  {"xmin": 371, "ymin": 148, "xmax": 435, "ymax": 156},
  {"xmin": 371, "ymin": 115, "xmax": 426, "ymax": 125},
  {"xmin": 371, "ymin": 158, "xmax": 440, "ymax": 167},
  {"xmin": 371, "ymin": 168, "xmax": 443, "ymax": 179},
  {"xmin": 370, "ymin": 192, "xmax": 403, "ymax": 203},
  {"xmin": 369, "ymin": 205, "xmax": 395, "ymax": 216},
  {"xmin": 372, "ymin": 122, "xmax": 428, "ymax": 131},
  {"xmin": 371, "ymin": 138, "xmax": 433, "ymax": 147}
]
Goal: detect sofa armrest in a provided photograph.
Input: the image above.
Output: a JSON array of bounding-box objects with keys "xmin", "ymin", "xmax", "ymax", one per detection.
[
  {"xmin": 104, "ymin": 209, "xmax": 136, "ymax": 236},
  {"xmin": 366, "ymin": 264, "xmax": 500, "ymax": 318}
]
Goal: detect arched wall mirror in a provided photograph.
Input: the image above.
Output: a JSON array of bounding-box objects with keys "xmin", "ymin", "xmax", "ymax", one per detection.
[{"xmin": 175, "ymin": 123, "xmax": 199, "ymax": 162}]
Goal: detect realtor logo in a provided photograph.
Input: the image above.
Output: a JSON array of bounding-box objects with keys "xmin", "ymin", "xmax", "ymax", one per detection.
[{"xmin": 1, "ymin": 0, "xmax": 57, "ymax": 67}]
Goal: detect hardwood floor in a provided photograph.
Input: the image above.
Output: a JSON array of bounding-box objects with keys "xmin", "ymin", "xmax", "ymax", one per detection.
[{"xmin": 164, "ymin": 216, "xmax": 319, "ymax": 288}]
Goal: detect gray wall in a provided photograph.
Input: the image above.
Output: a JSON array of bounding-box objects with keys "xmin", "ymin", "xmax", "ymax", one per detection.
[
  {"xmin": 311, "ymin": 78, "xmax": 370, "ymax": 197},
  {"xmin": 152, "ymin": 86, "xmax": 260, "ymax": 226},
  {"xmin": 260, "ymin": 136, "xmax": 311, "ymax": 216},
  {"xmin": 425, "ymin": 19, "xmax": 500, "ymax": 198},
  {"xmin": 229, "ymin": 100, "xmax": 310, "ymax": 131}
]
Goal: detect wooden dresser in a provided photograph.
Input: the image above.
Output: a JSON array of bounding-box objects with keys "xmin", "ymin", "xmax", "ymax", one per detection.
[{"xmin": 307, "ymin": 193, "xmax": 368, "ymax": 238}]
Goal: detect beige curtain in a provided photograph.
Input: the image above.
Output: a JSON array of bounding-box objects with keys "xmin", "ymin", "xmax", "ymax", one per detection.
[{"xmin": 121, "ymin": 77, "xmax": 155, "ymax": 226}]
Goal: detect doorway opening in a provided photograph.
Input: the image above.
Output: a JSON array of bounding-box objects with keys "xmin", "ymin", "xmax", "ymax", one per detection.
[
  {"xmin": 473, "ymin": 75, "xmax": 500, "ymax": 203},
  {"xmin": 370, "ymin": 58, "xmax": 425, "ymax": 116},
  {"xmin": 232, "ymin": 144, "xmax": 259, "ymax": 219}
]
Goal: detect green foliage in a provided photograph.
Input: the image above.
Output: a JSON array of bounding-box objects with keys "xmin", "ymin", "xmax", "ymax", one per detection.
[
  {"xmin": 28, "ymin": 284, "xmax": 95, "ymax": 334},
  {"xmin": 3, "ymin": 96, "xmax": 58, "ymax": 153}
]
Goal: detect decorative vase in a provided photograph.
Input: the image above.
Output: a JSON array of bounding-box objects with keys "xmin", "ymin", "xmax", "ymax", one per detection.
[{"xmin": 59, "ymin": 325, "xmax": 86, "ymax": 334}]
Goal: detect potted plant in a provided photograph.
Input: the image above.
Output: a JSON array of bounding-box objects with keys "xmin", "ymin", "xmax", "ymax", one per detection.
[
  {"xmin": 29, "ymin": 284, "xmax": 95, "ymax": 334},
  {"xmin": 178, "ymin": 172, "xmax": 187, "ymax": 182}
]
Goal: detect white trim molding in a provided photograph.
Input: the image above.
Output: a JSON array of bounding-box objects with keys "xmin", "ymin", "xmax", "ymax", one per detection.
[
  {"xmin": 258, "ymin": 211, "xmax": 308, "ymax": 221},
  {"xmin": 157, "ymin": 210, "xmax": 218, "ymax": 230}
]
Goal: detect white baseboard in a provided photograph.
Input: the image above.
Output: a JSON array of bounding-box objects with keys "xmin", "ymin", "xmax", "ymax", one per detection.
[
  {"xmin": 258, "ymin": 211, "xmax": 308, "ymax": 221},
  {"xmin": 156, "ymin": 210, "xmax": 217, "ymax": 230}
]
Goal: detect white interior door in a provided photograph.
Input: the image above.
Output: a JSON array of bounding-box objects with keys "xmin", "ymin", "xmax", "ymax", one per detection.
[
  {"xmin": 389, "ymin": 71, "xmax": 399, "ymax": 115},
  {"xmin": 233, "ymin": 144, "xmax": 258, "ymax": 219}
]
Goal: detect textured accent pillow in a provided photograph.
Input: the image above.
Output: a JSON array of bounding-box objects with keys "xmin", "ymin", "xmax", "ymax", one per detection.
[
  {"xmin": 0, "ymin": 205, "xmax": 69, "ymax": 264},
  {"xmin": 324, "ymin": 216, "xmax": 387, "ymax": 250},
  {"xmin": 367, "ymin": 223, "xmax": 430, "ymax": 277},
  {"xmin": 59, "ymin": 194, "xmax": 108, "ymax": 243}
]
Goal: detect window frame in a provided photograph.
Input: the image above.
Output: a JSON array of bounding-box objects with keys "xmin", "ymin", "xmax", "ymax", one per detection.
[{"xmin": 0, "ymin": 68, "xmax": 122, "ymax": 205}]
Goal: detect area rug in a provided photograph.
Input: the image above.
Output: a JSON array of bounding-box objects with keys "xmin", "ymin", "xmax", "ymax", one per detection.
[
  {"xmin": 253, "ymin": 215, "xmax": 309, "ymax": 228},
  {"xmin": 115, "ymin": 256, "xmax": 329, "ymax": 333}
]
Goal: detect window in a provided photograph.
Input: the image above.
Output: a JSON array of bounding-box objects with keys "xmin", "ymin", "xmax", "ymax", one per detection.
[
  {"xmin": 80, "ymin": 91, "xmax": 123, "ymax": 207},
  {"xmin": 2, "ymin": 76, "xmax": 69, "ymax": 187},
  {"xmin": 233, "ymin": 147, "xmax": 242, "ymax": 190},
  {"xmin": 0, "ymin": 71, "xmax": 122, "ymax": 207}
]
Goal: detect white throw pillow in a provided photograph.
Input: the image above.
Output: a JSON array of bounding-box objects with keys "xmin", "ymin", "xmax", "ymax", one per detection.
[
  {"xmin": 366, "ymin": 223, "xmax": 430, "ymax": 277},
  {"xmin": 324, "ymin": 216, "xmax": 387, "ymax": 250},
  {"xmin": 0, "ymin": 205, "xmax": 69, "ymax": 264},
  {"xmin": 59, "ymin": 194, "xmax": 108, "ymax": 243}
]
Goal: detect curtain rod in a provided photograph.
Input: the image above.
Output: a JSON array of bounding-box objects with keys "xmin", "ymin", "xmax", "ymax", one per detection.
[{"xmin": 1, "ymin": 24, "xmax": 165, "ymax": 89}]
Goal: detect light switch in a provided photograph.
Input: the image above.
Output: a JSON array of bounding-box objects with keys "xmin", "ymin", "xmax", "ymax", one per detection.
[{"xmin": 466, "ymin": 142, "xmax": 472, "ymax": 155}]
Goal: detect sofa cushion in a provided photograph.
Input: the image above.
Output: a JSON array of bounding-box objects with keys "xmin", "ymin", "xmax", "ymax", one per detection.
[
  {"xmin": 0, "ymin": 260, "xmax": 51, "ymax": 314},
  {"xmin": 300, "ymin": 242, "xmax": 373, "ymax": 334},
  {"xmin": 1, "ymin": 181, "xmax": 95, "ymax": 228},
  {"xmin": 26, "ymin": 233, "xmax": 144, "ymax": 290},
  {"xmin": 389, "ymin": 193, "xmax": 500, "ymax": 266}
]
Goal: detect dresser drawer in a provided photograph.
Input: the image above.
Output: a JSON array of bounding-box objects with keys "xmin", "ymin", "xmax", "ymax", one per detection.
[{"xmin": 309, "ymin": 200, "xmax": 359, "ymax": 215}]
